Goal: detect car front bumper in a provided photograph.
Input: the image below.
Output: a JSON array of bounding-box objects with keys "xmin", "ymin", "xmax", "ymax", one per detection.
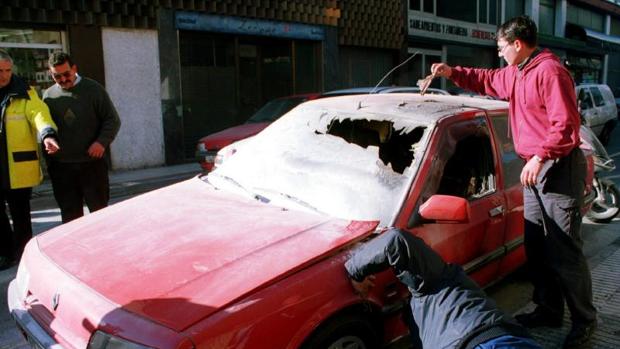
[{"xmin": 7, "ymin": 279, "xmax": 65, "ymax": 349}]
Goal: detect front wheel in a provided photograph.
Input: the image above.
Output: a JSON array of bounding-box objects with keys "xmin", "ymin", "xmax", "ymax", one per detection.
[
  {"xmin": 300, "ymin": 314, "xmax": 380, "ymax": 349},
  {"xmin": 586, "ymin": 178, "xmax": 620, "ymax": 223}
]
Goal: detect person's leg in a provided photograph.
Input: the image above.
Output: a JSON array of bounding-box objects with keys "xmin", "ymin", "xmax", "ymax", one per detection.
[
  {"xmin": 48, "ymin": 161, "xmax": 85, "ymax": 223},
  {"xmin": 539, "ymin": 149, "xmax": 596, "ymax": 325},
  {"xmin": 475, "ymin": 335, "xmax": 542, "ymax": 349},
  {"xmin": 6, "ymin": 188, "xmax": 33, "ymax": 259},
  {"xmin": 0, "ymin": 190, "xmax": 14, "ymax": 264},
  {"xmin": 80, "ymin": 159, "xmax": 109, "ymax": 213},
  {"xmin": 517, "ymin": 186, "xmax": 565, "ymax": 325}
]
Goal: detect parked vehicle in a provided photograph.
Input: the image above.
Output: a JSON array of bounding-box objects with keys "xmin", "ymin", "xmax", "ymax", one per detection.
[
  {"xmin": 9, "ymin": 94, "xmax": 594, "ymax": 349},
  {"xmin": 195, "ymin": 93, "xmax": 320, "ymax": 171},
  {"xmin": 576, "ymin": 84, "xmax": 618, "ymax": 145},
  {"xmin": 580, "ymin": 124, "xmax": 620, "ymax": 223}
]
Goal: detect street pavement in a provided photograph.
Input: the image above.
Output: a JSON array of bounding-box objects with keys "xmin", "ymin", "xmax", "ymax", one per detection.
[{"xmin": 1, "ymin": 126, "xmax": 620, "ymax": 348}]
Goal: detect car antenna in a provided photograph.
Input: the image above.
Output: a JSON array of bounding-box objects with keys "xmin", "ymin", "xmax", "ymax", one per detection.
[{"xmin": 358, "ymin": 51, "xmax": 420, "ymax": 110}]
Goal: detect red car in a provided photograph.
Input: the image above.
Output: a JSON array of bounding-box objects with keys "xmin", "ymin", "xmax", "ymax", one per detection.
[
  {"xmin": 9, "ymin": 94, "xmax": 593, "ymax": 349},
  {"xmin": 196, "ymin": 93, "xmax": 320, "ymax": 171}
]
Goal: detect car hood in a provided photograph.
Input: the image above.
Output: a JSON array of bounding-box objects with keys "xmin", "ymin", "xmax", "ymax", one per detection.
[
  {"xmin": 198, "ymin": 122, "xmax": 270, "ymax": 150},
  {"xmin": 35, "ymin": 177, "xmax": 377, "ymax": 331}
]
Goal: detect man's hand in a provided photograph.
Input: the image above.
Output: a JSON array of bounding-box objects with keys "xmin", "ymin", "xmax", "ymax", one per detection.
[
  {"xmin": 350, "ymin": 275, "xmax": 376, "ymax": 299},
  {"xmin": 88, "ymin": 141, "xmax": 106, "ymax": 158},
  {"xmin": 520, "ymin": 157, "xmax": 544, "ymax": 187},
  {"xmin": 431, "ymin": 63, "xmax": 453, "ymax": 78},
  {"xmin": 43, "ymin": 137, "xmax": 60, "ymax": 154}
]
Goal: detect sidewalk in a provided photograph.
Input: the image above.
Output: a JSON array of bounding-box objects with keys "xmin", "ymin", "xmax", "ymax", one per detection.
[
  {"xmin": 524, "ymin": 218, "xmax": 620, "ymax": 349},
  {"xmin": 31, "ymin": 162, "xmax": 202, "ymax": 207}
]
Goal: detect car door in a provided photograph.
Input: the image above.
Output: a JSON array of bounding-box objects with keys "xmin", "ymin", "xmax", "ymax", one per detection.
[
  {"xmin": 487, "ymin": 112, "xmax": 527, "ymax": 278},
  {"xmin": 403, "ymin": 113, "xmax": 506, "ymax": 286},
  {"xmin": 577, "ymin": 87, "xmax": 603, "ymax": 134},
  {"xmin": 590, "ymin": 86, "xmax": 615, "ymax": 124}
]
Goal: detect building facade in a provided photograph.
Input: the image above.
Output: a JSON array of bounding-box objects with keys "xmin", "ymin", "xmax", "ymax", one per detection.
[{"xmin": 1, "ymin": 0, "xmax": 619, "ymax": 168}]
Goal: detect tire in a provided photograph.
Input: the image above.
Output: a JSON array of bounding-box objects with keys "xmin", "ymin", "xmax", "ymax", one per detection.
[
  {"xmin": 586, "ymin": 178, "xmax": 620, "ymax": 223},
  {"xmin": 300, "ymin": 314, "xmax": 380, "ymax": 349}
]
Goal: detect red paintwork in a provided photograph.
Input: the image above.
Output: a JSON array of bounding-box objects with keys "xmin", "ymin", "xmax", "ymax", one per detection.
[
  {"xmin": 197, "ymin": 122, "xmax": 269, "ymax": 153},
  {"xmin": 14, "ymin": 103, "xmax": 595, "ymax": 349},
  {"xmin": 36, "ymin": 178, "xmax": 377, "ymax": 332},
  {"xmin": 419, "ymin": 195, "xmax": 470, "ymax": 222}
]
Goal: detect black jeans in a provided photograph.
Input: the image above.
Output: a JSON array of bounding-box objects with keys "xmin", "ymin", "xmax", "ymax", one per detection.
[
  {"xmin": 47, "ymin": 159, "xmax": 110, "ymax": 223},
  {"xmin": 523, "ymin": 147, "xmax": 597, "ymax": 325},
  {"xmin": 0, "ymin": 187, "xmax": 33, "ymax": 259}
]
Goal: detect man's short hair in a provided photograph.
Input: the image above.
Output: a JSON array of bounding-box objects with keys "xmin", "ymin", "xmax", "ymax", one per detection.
[
  {"xmin": 497, "ymin": 16, "xmax": 538, "ymax": 47},
  {"xmin": 0, "ymin": 49, "xmax": 14, "ymax": 64},
  {"xmin": 48, "ymin": 51, "xmax": 74, "ymax": 67}
]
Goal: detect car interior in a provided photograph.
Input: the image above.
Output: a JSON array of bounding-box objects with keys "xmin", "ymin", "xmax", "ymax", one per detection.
[{"xmin": 325, "ymin": 118, "xmax": 426, "ymax": 174}]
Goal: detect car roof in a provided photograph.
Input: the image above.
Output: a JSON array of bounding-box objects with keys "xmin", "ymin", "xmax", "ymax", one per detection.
[
  {"xmin": 321, "ymin": 86, "xmax": 451, "ymax": 97},
  {"xmin": 304, "ymin": 93, "xmax": 509, "ymax": 124}
]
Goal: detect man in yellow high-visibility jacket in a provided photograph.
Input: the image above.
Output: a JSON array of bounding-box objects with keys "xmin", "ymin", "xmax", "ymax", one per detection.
[{"xmin": 0, "ymin": 49, "xmax": 59, "ymax": 270}]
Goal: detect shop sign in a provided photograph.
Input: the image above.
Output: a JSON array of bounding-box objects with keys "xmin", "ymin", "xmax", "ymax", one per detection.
[
  {"xmin": 176, "ymin": 12, "xmax": 325, "ymax": 41},
  {"xmin": 408, "ymin": 13, "xmax": 496, "ymax": 46}
]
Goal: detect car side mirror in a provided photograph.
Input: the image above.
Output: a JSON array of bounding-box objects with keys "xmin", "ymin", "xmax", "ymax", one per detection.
[{"xmin": 419, "ymin": 195, "xmax": 470, "ymax": 223}]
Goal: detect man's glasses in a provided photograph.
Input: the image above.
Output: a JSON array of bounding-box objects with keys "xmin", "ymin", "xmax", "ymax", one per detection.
[
  {"xmin": 51, "ymin": 70, "xmax": 72, "ymax": 80},
  {"xmin": 497, "ymin": 43, "xmax": 512, "ymax": 53}
]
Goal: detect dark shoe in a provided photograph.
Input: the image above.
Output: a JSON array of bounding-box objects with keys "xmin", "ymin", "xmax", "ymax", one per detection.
[
  {"xmin": 515, "ymin": 308, "xmax": 563, "ymax": 328},
  {"xmin": 0, "ymin": 255, "xmax": 16, "ymax": 271},
  {"xmin": 563, "ymin": 321, "xmax": 597, "ymax": 348}
]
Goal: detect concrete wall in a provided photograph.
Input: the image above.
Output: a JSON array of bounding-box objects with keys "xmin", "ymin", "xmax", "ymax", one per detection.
[{"xmin": 102, "ymin": 28, "xmax": 165, "ymax": 170}]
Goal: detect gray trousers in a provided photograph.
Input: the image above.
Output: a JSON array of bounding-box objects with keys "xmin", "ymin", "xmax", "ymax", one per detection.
[{"xmin": 523, "ymin": 147, "xmax": 597, "ymax": 324}]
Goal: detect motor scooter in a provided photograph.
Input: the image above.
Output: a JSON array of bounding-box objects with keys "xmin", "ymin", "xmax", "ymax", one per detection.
[{"xmin": 580, "ymin": 124, "xmax": 620, "ymax": 223}]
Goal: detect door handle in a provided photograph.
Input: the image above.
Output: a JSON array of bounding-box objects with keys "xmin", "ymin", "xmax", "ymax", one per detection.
[{"xmin": 489, "ymin": 205, "xmax": 504, "ymax": 217}]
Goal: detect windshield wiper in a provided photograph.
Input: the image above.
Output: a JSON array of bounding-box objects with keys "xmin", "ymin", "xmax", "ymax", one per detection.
[
  {"xmin": 254, "ymin": 187, "xmax": 321, "ymax": 213},
  {"xmin": 207, "ymin": 173, "xmax": 270, "ymax": 203}
]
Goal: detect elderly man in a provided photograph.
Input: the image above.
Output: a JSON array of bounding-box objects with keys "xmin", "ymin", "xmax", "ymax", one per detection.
[{"xmin": 0, "ymin": 49, "xmax": 59, "ymax": 269}]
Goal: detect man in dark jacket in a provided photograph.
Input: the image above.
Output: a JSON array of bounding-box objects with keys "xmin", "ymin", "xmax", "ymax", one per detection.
[
  {"xmin": 345, "ymin": 228, "xmax": 541, "ymax": 349},
  {"xmin": 43, "ymin": 52, "xmax": 121, "ymax": 223},
  {"xmin": 431, "ymin": 16, "xmax": 596, "ymax": 348}
]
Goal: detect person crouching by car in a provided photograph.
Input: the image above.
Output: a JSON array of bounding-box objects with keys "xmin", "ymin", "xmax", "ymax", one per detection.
[{"xmin": 345, "ymin": 228, "xmax": 542, "ymax": 349}]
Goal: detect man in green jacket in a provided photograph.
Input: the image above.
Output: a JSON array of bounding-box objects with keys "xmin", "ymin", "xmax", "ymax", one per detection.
[
  {"xmin": 0, "ymin": 49, "xmax": 59, "ymax": 270},
  {"xmin": 44, "ymin": 52, "xmax": 121, "ymax": 223}
]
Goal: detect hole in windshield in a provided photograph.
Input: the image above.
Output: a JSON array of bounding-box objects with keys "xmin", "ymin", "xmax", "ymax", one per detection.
[{"xmin": 323, "ymin": 119, "xmax": 425, "ymax": 174}]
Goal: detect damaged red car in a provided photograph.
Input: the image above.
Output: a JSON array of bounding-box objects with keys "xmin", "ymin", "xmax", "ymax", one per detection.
[{"xmin": 9, "ymin": 94, "xmax": 593, "ymax": 349}]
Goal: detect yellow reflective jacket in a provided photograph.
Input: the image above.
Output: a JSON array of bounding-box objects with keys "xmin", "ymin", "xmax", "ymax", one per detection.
[{"xmin": 1, "ymin": 76, "xmax": 57, "ymax": 189}]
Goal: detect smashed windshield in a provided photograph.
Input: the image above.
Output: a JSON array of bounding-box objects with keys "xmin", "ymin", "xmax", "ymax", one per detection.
[{"xmin": 209, "ymin": 103, "xmax": 428, "ymax": 225}]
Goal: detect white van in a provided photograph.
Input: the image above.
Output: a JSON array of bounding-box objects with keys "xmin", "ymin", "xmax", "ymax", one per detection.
[{"xmin": 577, "ymin": 84, "xmax": 618, "ymax": 145}]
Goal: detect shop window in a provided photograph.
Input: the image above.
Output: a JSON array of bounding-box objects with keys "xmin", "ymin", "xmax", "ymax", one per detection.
[
  {"xmin": 505, "ymin": 0, "xmax": 525, "ymax": 21},
  {"xmin": 435, "ymin": 0, "xmax": 498, "ymax": 25},
  {"xmin": 295, "ymin": 41, "xmax": 320, "ymax": 94},
  {"xmin": 611, "ymin": 17, "xmax": 620, "ymax": 36},
  {"xmin": 437, "ymin": 0, "xmax": 477, "ymax": 23},
  {"xmin": 0, "ymin": 28, "xmax": 65, "ymax": 94},
  {"xmin": 567, "ymin": 4, "xmax": 604, "ymax": 32},
  {"xmin": 539, "ymin": 0, "xmax": 556, "ymax": 35}
]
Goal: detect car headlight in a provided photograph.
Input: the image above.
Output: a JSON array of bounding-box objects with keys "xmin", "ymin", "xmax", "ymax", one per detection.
[
  {"xmin": 197, "ymin": 143, "xmax": 207, "ymax": 152},
  {"xmin": 14, "ymin": 264, "xmax": 30, "ymax": 300},
  {"xmin": 88, "ymin": 331, "xmax": 153, "ymax": 349}
]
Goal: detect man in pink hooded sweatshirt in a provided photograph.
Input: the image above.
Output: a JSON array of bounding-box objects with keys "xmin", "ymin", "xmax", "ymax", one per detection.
[{"xmin": 431, "ymin": 16, "xmax": 597, "ymax": 349}]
